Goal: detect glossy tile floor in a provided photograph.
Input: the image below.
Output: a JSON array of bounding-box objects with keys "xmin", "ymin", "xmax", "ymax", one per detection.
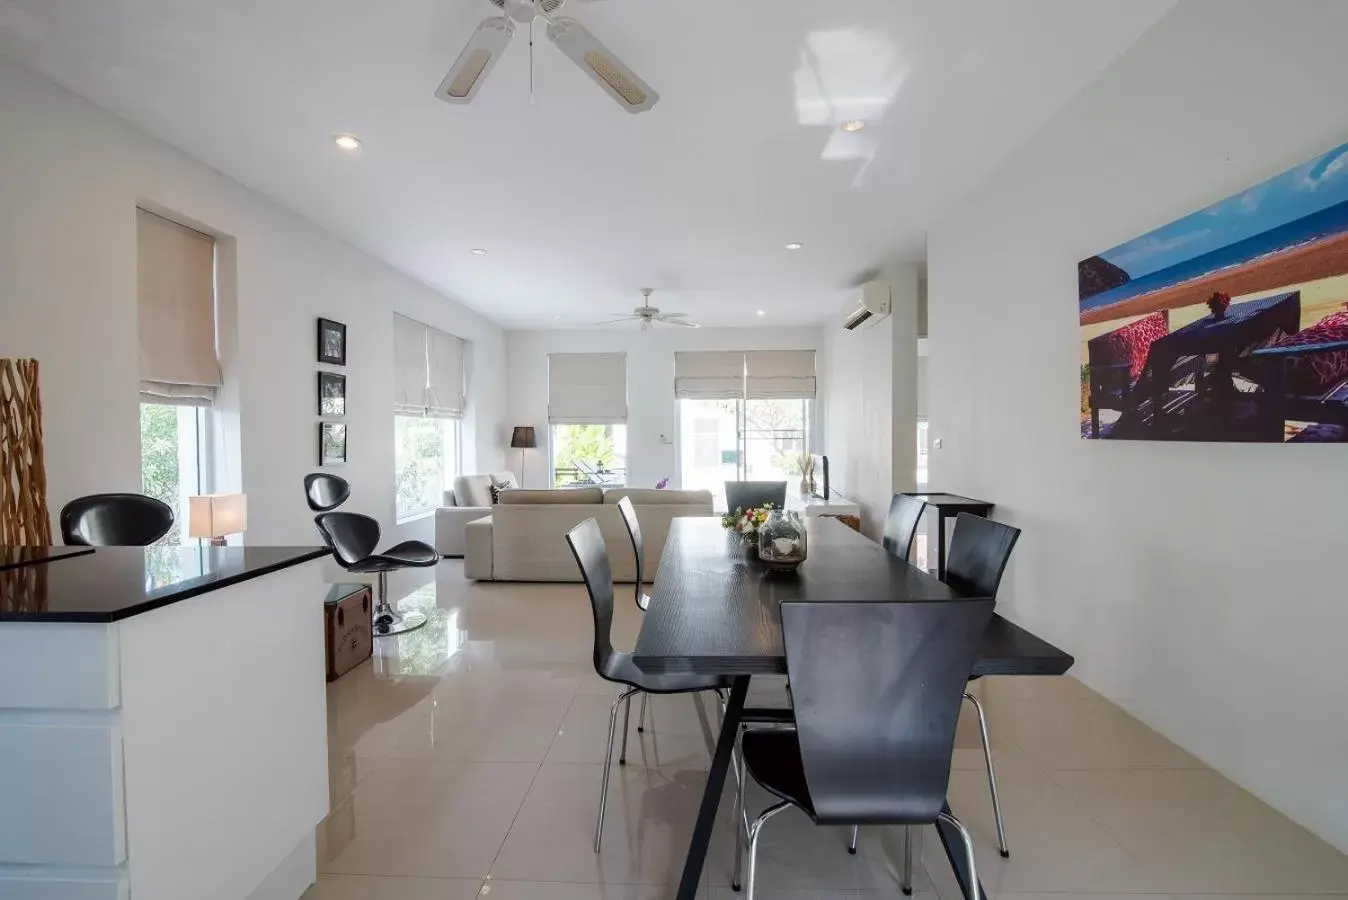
[{"xmin": 308, "ymin": 563, "xmax": 1348, "ymax": 900}]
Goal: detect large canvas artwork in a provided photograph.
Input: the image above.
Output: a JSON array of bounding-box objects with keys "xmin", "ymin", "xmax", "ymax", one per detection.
[{"xmin": 1080, "ymin": 142, "xmax": 1348, "ymax": 442}]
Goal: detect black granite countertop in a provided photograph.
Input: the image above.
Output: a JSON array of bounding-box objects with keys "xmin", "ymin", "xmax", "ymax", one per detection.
[{"xmin": 0, "ymin": 545, "xmax": 331, "ymax": 622}]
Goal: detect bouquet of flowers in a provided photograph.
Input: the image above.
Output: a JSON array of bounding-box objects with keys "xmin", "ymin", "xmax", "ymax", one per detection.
[{"xmin": 722, "ymin": 503, "xmax": 774, "ymax": 538}]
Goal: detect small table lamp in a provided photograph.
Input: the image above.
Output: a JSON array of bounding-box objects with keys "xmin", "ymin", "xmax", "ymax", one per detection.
[
  {"xmin": 510, "ymin": 426, "xmax": 536, "ymax": 488},
  {"xmin": 188, "ymin": 493, "xmax": 248, "ymax": 546}
]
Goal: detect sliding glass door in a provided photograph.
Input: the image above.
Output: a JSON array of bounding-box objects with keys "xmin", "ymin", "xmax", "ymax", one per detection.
[{"xmin": 679, "ymin": 398, "xmax": 810, "ymax": 505}]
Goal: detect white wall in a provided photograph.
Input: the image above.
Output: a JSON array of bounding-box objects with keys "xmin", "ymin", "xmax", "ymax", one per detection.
[
  {"xmin": 820, "ymin": 265, "xmax": 920, "ymax": 538},
  {"xmin": 0, "ymin": 59, "xmax": 507, "ymax": 545},
  {"xmin": 505, "ymin": 327, "xmax": 825, "ymax": 491},
  {"xmin": 928, "ymin": 0, "xmax": 1348, "ymax": 851}
]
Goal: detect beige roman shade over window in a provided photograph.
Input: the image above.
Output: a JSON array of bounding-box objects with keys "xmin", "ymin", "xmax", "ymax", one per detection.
[
  {"xmin": 393, "ymin": 313, "xmax": 428, "ymax": 414},
  {"xmin": 548, "ymin": 352, "xmax": 627, "ymax": 423},
  {"xmin": 745, "ymin": 349, "xmax": 816, "ymax": 399},
  {"xmin": 395, "ymin": 313, "xmax": 467, "ymax": 418},
  {"xmin": 427, "ymin": 326, "xmax": 466, "ymax": 419},
  {"xmin": 673, "ymin": 351, "xmax": 745, "ymax": 399},
  {"xmin": 137, "ymin": 209, "xmax": 221, "ymax": 405}
]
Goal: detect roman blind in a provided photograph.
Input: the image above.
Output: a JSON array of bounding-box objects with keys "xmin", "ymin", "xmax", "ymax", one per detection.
[
  {"xmin": 137, "ymin": 209, "xmax": 221, "ymax": 405},
  {"xmin": 393, "ymin": 313, "xmax": 429, "ymax": 414},
  {"xmin": 548, "ymin": 352, "xmax": 627, "ymax": 423},
  {"xmin": 745, "ymin": 349, "xmax": 816, "ymax": 399},
  {"xmin": 673, "ymin": 351, "xmax": 745, "ymax": 399},
  {"xmin": 426, "ymin": 326, "xmax": 466, "ymax": 419}
]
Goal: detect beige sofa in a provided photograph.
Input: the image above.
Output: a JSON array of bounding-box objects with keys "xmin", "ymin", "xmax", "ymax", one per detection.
[
  {"xmin": 434, "ymin": 472, "xmax": 517, "ymax": 557},
  {"xmin": 464, "ymin": 487, "xmax": 713, "ymax": 582}
]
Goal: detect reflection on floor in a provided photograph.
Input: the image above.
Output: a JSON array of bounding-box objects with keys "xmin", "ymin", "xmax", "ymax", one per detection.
[{"xmin": 309, "ymin": 562, "xmax": 1348, "ymax": 900}]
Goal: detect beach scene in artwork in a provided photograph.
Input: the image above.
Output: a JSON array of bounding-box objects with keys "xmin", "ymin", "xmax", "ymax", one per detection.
[{"xmin": 1079, "ymin": 141, "xmax": 1348, "ymax": 442}]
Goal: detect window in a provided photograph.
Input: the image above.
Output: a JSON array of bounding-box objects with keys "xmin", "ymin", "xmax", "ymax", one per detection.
[
  {"xmin": 396, "ymin": 416, "xmax": 461, "ymax": 520},
  {"xmin": 136, "ymin": 208, "xmax": 220, "ymax": 544},
  {"xmin": 392, "ymin": 313, "xmax": 467, "ymax": 520},
  {"xmin": 679, "ymin": 398, "xmax": 811, "ymax": 505},
  {"xmin": 140, "ymin": 403, "xmax": 206, "ymax": 545},
  {"xmin": 551, "ymin": 423, "xmax": 627, "ymax": 488}
]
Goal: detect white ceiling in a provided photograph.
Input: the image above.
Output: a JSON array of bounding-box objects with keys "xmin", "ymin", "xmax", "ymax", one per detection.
[{"xmin": 0, "ymin": 0, "xmax": 1172, "ymax": 329}]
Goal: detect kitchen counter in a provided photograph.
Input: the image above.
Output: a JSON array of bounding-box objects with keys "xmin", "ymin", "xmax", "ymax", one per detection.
[{"xmin": 0, "ymin": 544, "xmax": 330, "ymax": 621}]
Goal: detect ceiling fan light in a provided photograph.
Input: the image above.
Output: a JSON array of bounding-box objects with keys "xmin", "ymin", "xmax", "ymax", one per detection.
[
  {"xmin": 547, "ymin": 17, "xmax": 659, "ymax": 113},
  {"xmin": 437, "ymin": 17, "xmax": 514, "ymax": 104}
]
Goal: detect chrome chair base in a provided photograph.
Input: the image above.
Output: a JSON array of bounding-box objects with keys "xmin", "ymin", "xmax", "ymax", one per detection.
[
  {"xmin": 964, "ymin": 689, "xmax": 1010, "ymax": 857},
  {"xmin": 372, "ymin": 608, "xmax": 427, "ymax": 637}
]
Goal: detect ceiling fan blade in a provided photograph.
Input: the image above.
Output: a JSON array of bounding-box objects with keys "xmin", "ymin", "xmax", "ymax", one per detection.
[
  {"xmin": 545, "ymin": 16, "xmax": 658, "ymax": 113},
  {"xmin": 435, "ymin": 16, "xmax": 514, "ymax": 104},
  {"xmin": 659, "ymin": 312, "xmax": 688, "ymax": 318},
  {"xmin": 657, "ymin": 317, "xmax": 700, "ymax": 328},
  {"xmin": 595, "ymin": 317, "xmax": 638, "ymax": 325}
]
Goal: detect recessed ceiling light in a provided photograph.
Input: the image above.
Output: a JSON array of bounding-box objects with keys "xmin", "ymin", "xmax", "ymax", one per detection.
[
  {"xmin": 785, "ymin": 242, "xmax": 803, "ymax": 251},
  {"xmin": 756, "ymin": 310, "xmax": 766, "ymax": 316},
  {"xmin": 470, "ymin": 248, "xmax": 488, "ymax": 256},
  {"xmin": 840, "ymin": 119, "xmax": 867, "ymax": 133},
  {"xmin": 333, "ymin": 134, "xmax": 362, "ymax": 151}
]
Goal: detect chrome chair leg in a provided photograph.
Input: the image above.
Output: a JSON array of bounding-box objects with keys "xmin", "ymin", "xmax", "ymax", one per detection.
[
  {"xmin": 595, "ymin": 687, "xmax": 637, "ymax": 852},
  {"xmin": 937, "ymin": 810, "xmax": 979, "ymax": 900},
  {"xmin": 745, "ymin": 801, "xmax": 791, "ymax": 900},
  {"xmin": 848, "ymin": 825, "xmax": 859, "ymax": 854},
  {"xmin": 637, "ymin": 692, "xmax": 649, "ymax": 733},
  {"xmin": 901, "ymin": 825, "xmax": 914, "ymax": 896},
  {"xmin": 964, "ymin": 690, "xmax": 1009, "ymax": 857},
  {"xmin": 619, "ymin": 691, "xmax": 635, "ymax": 765},
  {"xmin": 732, "ymin": 745, "xmax": 747, "ymax": 891}
]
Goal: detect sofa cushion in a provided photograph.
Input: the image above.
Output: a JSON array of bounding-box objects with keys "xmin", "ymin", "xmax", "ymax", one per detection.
[
  {"xmin": 498, "ymin": 487, "xmax": 603, "ymax": 505},
  {"xmin": 453, "ymin": 472, "xmax": 516, "ymax": 507},
  {"xmin": 453, "ymin": 474, "xmax": 492, "ymax": 508},
  {"xmin": 604, "ymin": 488, "xmax": 715, "ymax": 506}
]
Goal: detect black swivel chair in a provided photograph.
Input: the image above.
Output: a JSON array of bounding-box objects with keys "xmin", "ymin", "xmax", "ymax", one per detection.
[
  {"xmin": 735, "ymin": 598, "xmax": 994, "ymax": 899},
  {"xmin": 60, "ymin": 493, "xmax": 174, "ymax": 546},
  {"xmin": 882, "ymin": 493, "xmax": 927, "ymax": 562},
  {"xmin": 724, "ymin": 480, "xmax": 787, "ymax": 513},
  {"xmin": 565, "ymin": 517, "xmax": 734, "ymax": 852},
  {"xmin": 306, "ymin": 473, "xmax": 439, "ymax": 637},
  {"xmin": 945, "ymin": 511, "xmax": 1022, "ymax": 858}
]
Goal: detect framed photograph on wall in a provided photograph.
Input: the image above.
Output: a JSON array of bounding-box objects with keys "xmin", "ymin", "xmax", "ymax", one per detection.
[
  {"xmin": 317, "ymin": 317, "xmax": 347, "ymax": 366},
  {"xmin": 319, "ymin": 422, "xmax": 347, "ymax": 466},
  {"xmin": 318, "ymin": 371, "xmax": 346, "ymax": 416}
]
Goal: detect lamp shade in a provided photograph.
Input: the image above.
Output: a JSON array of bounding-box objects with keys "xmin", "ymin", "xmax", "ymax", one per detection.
[
  {"xmin": 510, "ymin": 426, "xmax": 537, "ymax": 449},
  {"xmin": 188, "ymin": 493, "xmax": 248, "ymax": 539}
]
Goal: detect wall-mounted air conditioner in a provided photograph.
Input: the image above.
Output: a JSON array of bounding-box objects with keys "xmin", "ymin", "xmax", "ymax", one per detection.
[{"xmin": 842, "ymin": 281, "xmax": 891, "ymax": 331}]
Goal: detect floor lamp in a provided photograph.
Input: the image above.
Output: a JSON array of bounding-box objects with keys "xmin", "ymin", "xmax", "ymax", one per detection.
[{"xmin": 510, "ymin": 426, "xmax": 536, "ymax": 488}]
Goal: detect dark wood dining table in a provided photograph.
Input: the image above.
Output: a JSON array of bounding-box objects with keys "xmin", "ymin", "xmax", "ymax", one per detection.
[{"xmin": 633, "ymin": 516, "xmax": 1075, "ymax": 900}]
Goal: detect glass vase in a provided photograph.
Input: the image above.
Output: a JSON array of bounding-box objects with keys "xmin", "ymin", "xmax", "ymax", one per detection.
[{"xmin": 758, "ymin": 510, "xmax": 806, "ymax": 572}]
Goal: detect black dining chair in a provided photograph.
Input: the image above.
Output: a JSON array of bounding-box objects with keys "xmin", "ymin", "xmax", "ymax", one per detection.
[
  {"xmin": 735, "ymin": 597, "xmax": 994, "ymax": 899},
  {"xmin": 882, "ymin": 493, "xmax": 927, "ymax": 562},
  {"xmin": 307, "ymin": 473, "xmax": 439, "ymax": 637},
  {"xmin": 60, "ymin": 493, "xmax": 174, "ymax": 546},
  {"xmin": 615, "ymin": 495, "xmax": 656, "ymax": 735},
  {"xmin": 945, "ymin": 511, "xmax": 1022, "ymax": 858},
  {"xmin": 724, "ymin": 480, "xmax": 787, "ymax": 513},
  {"xmin": 565, "ymin": 517, "xmax": 734, "ymax": 852}
]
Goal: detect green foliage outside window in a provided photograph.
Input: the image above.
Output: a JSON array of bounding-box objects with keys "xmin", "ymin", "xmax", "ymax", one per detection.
[{"xmin": 140, "ymin": 403, "xmax": 183, "ymax": 545}]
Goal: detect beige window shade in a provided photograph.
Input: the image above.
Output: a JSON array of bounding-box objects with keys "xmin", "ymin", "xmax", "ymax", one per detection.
[
  {"xmin": 393, "ymin": 313, "xmax": 429, "ymax": 414},
  {"xmin": 549, "ymin": 352, "xmax": 627, "ymax": 423},
  {"xmin": 745, "ymin": 349, "xmax": 816, "ymax": 399},
  {"xmin": 674, "ymin": 351, "xmax": 745, "ymax": 399},
  {"xmin": 137, "ymin": 209, "xmax": 221, "ymax": 405},
  {"xmin": 427, "ymin": 326, "xmax": 466, "ymax": 419}
]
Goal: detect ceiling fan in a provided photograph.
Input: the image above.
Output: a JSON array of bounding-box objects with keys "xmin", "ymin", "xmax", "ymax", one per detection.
[
  {"xmin": 598, "ymin": 289, "xmax": 700, "ymax": 330},
  {"xmin": 436, "ymin": 0, "xmax": 659, "ymax": 113}
]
